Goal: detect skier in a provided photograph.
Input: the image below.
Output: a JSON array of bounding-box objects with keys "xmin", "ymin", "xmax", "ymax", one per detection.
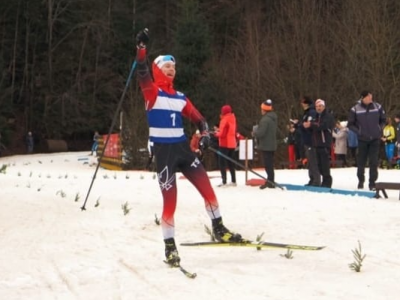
[
  {"xmin": 90, "ymin": 131, "xmax": 100, "ymax": 156},
  {"xmin": 135, "ymin": 28, "xmax": 242, "ymax": 267}
]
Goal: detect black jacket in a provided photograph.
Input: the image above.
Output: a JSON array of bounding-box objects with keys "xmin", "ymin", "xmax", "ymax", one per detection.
[
  {"xmin": 298, "ymin": 105, "xmax": 317, "ymax": 147},
  {"xmin": 348, "ymin": 100, "xmax": 386, "ymax": 141},
  {"xmin": 310, "ymin": 109, "xmax": 335, "ymax": 148}
]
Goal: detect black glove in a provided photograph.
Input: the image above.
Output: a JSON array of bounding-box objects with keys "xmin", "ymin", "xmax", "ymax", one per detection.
[
  {"xmin": 199, "ymin": 134, "xmax": 210, "ymax": 151},
  {"xmin": 136, "ymin": 28, "xmax": 149, "ymax": 48}
]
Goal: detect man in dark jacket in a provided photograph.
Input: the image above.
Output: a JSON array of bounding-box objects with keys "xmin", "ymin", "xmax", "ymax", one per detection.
[
  {"xmin": 253, "ymin": 99, "xmax": 277, "ymax": 189},
  {"xmin": 304, "ymin": 99, "xmax": 335, "ymax": 188},
  {"xmin": 293, "ymin": 96, "xmax": 320, "ymax": 186},
  {"xmin": 348, "ymin": 91, "xmax": 386, "ymax": 190}
]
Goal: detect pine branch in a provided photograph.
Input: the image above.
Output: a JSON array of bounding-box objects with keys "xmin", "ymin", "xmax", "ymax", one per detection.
[{"xmin": 349, "ymin": 240, "xmax": 367, "ymax": 272}]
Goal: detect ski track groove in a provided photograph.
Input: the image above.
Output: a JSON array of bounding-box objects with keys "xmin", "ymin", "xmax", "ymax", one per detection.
[{"xmin": 118, "ymin": 259, "xmax": 164, "ymax": 295}]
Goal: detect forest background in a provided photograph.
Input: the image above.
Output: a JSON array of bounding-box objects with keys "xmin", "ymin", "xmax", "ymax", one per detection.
[{"xmin": 1, "ymin": 0, "xmax": 400, "ymax": 167}]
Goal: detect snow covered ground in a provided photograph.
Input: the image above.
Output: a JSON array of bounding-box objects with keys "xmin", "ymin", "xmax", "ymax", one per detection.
[{"xmin": 1, "ymin": 151, "xmax": 399, "ymax": 300}]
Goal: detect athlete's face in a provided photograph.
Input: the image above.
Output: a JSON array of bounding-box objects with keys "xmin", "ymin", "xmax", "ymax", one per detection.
[{"xmin": 161, "ymin": 62, "xmax": 176, "ymax": 79}]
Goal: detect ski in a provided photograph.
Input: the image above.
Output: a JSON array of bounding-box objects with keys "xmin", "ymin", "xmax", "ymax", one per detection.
[
  {"xmin": 180, "ymin": 240, "xmax": 325, "ymax": 251},
  {"xmin": 164, "ymin": 261, "xmax": 197, "ymax": 279}
]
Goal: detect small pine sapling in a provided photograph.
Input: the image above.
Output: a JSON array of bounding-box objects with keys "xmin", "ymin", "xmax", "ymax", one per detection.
[
  {"xmin": 56, "ymin": 190, "xmax": 66, "ymax": 198},
  {"xmin": 94, "ymin": 197, "xmax": 100, "ymax": 207},
  {"xmin": 256, "ymin": 232, "xmax": 264, "ymax": 251},
  {"xmin": 280, "ymin": 249, "xmax": 294, "ymax": 259},
  {"xmin": 121, "ymin": 202, "xmax": 131, "ymax": 215},
  {"xmin": 0, "ymin": 164, "xmax": 7, "ymax": 173},
  {"xmin": 349, "ymin": 241, "xmax": 366, "ymax": 272},
  {"xmin": 154, "ymin": 214, "xmax": 160, "ymax": 225},
  {"xmin": 74, "ymin": 193, "xmax": 80, "ymax": 202}
]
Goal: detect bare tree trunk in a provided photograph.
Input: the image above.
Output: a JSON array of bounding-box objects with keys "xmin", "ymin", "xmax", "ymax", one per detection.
[
  {"xmin": 47, "ymin": 0, "xmax": 53, "ymax": 92},
  {"xmin": 23, "ymin": 15, "xmax": 31, "ymax": 130},
  {"xmin": 76, "ymin": 27, "xmax": 89, "ymax": 94},
  {"xmin": 10, "ymin": 0, "xmax": 21, "ymax": 104}
]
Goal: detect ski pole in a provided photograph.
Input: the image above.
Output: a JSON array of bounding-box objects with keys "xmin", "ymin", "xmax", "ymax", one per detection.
[
  {"xmin": 81, "ymin": 60, "xmax": 137, "ymax": 211},
  {"xmin": 208, "ymin": 146, "xmax": 284, "ymax": 190}
]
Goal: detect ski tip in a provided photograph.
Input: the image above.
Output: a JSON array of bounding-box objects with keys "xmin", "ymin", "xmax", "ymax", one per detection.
[{"xmin": 163, "ymin": 260, "xmax": 197, "ymax": 279}]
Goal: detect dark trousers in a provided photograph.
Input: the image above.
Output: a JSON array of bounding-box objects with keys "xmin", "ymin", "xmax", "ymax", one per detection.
[
  {"xmin": 335, "ymin": 153, "xmax": 347, "ymax": 167},
  {"xmin": 316, "ymin": 147, "xmax": 332, "ymax": 187},
  {"xmin": 219, "ymin": 147, "xmax": 236, "ymax": 184},
  {"xmin": 357, "ymin": 139, "xmax": 380, "ymax": 185},
  {"xmin": 305, "ymin": 146, "xmax": 321, "ymax": 185},
  {"xmin": 261, "ymin": 150, "xmax": 275, "ymax": 182},
  {"xmin": 348, "ymin": 147, "xmax": 357, "ymax": 166}
]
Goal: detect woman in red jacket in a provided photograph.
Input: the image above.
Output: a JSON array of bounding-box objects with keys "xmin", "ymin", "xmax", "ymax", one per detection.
[{"xmin": 215, "ymin": 105, "xmax": 237, "ymax": 186}]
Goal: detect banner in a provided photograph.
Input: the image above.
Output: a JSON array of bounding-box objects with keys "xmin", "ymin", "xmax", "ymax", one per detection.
[{"xmin": 103, "ymin": 134, "xmax": 120, "ymax": 158}]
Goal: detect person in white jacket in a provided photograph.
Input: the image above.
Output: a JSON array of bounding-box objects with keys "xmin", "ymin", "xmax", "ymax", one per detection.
[{"xmin": 332, "ymin": 121, "xmax": 349, "ymax": 167}]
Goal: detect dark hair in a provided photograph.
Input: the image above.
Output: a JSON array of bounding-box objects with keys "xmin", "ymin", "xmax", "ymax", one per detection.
[
  {"xmin": 395, "ymin": 113, "xmax": 400, "ymax": 119},
  {"xmin": 300, "ymin": 96, "xmax": 312, "ymax": 105},
  {"xmin": 360, "ymin": 90, "xmax": 370, "ymax": 98}
]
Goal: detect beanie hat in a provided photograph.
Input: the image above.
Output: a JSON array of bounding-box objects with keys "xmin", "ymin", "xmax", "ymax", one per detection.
[
  {"xmin": 221, "ymin": 105, "xmax": 232, "ymax": 115},
  {"xmin": 315, "ymin": 99, "xmax": 325, "ymax": 107},
  {"xmin": 261, "ymin": 99, "xmax": 273, "ymax": 111},
  {"xmin": 154, "ymin": 55, "xmax": 176, "ymax": 69}
]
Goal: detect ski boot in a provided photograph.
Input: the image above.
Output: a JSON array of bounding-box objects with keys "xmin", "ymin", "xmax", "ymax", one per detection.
[
  {"xmin": 212, "ymin": 217, "xmax": 243, "ymax": 243},
  {"xmin": 164, "ymin": 238, "xmax": 181, "ymax": 267}
]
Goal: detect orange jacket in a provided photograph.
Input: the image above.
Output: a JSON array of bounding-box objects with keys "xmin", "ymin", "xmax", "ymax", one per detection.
[{"xmin": 215, "ymin": 113, "xmax": 237, "ymax": 148}]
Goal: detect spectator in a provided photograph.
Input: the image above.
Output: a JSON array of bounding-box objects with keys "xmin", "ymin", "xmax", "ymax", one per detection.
[
  {"xmin": 209, "ymin": 125, "xmax": 220, "ymax": 170},
  {"xmin": 26, "ymin": 131, "xmax": 34, "ymax": 154},
  {"xmin": 304, "ymin": 99, "xmax": 335, "ymax": 187},
  {"xmin": 190, "ymin": 129, "xmax": 203, "ymax": 161},
  {"xmin": 395, "ymin": 114, "xmax": 400, "ymax": 158},
  {"xmin": 348, "ymin": 91, "xmax": 386, "ymax": 190},
  {"xmin": 332, "ymin": 121, "xmax": 349, "ymax": 167},
  {"xmin": 286, "ymin": 122, "xmax": 302, "ymax": 169},
  {"xmin": 253, "ymin": 99, "xmax": 277, "ymax": 189},
  {"xmin": 292, "ymin": 96, "xmax": 320, "ymax": 186},
  {"xmin": 90, "ymin": 131, "xmax": 100, "ymax": 156},
  {"xmin": 347, "ymin": 127, "xmax": 358, "ymax": 167},
  {"xmin": 381, "ymin": 117, "xmax": 396, "ymax": 168},
  {"xmin": 214, "ymin": 105, "xmax": 237, "ymax": 187}
]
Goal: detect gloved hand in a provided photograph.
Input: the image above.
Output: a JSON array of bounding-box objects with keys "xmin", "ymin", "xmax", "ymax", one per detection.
[
  {"xmin": 199, "ymin": 134, "xmax": 210, "ymax": 151},
  {"xmin": 136, "ymin": 28, "xmax": 149, "ymax": 48}
]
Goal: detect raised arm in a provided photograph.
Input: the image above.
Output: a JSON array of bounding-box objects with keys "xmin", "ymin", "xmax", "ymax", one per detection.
[{"xmin": 135, "ymin": 29, "xmax": 158, "ymax": 109}]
